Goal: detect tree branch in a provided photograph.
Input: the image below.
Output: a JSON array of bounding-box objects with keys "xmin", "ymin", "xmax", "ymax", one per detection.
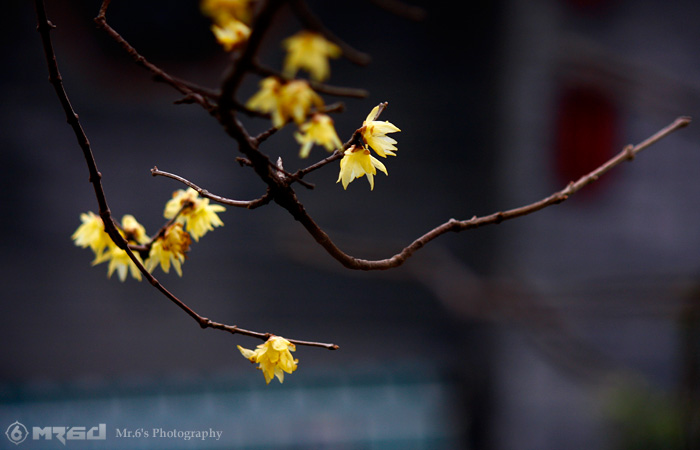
[
  {"xmin": 285, "ymin": 116, "xmax": 691, "ymax": 270},
  {"xmin": 36, "ymin": 0, "xmax": 337, "ymax": 351},
  {"xmin": 37, "ymin": 0, "xmax": 689, "ymax": 356},
  {"xmin": 151, "ymin": 166, "xmax": 272, "ymax": 209},
  {"xmin": 94, "ymin": 0, "xmax": 216, "ymax": 112}
]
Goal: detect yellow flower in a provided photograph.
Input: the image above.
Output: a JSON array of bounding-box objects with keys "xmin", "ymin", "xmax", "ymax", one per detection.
[
  {"xmin": 183, "ymin": 198, "xmax": 225, "ymax": 242},
  {"xmin": 94, "ymin": 244, "xmax": 144, "ymax": 282},
  {"xmin": 246, "ymin": 78, "xmax": 323, "ymax": 128},
  {"xmin": 246, "ymin": 77, "xmax": 284, "ymax": 126},
  {"xmin": 120, "ymin": 214, "xmax": 149, "ymax": 245},
  {"xmin": 163, "ymin": 188, "xmax": 225, "ymax": 242},
  {"xmin": 164, "ymin": 188, "xmax": 198, "ymax": 220},
  {"xmin": 279, "ymin": 80, "xmax": 323, "ymax": 126},
  {"xmin": 72, "ymin": 211, "xmax": 111, "ymax": 260},
  {"xmin": 91, "ymin": 215, "xmax": 147, "ymax": 282},
  {"xmin": 282, "ymin": 31, "xmax": 341, "ymax": 82},
  {"xmin": 211, "ymin": 18, "xmax": 251, "ymax": 52},
  {"xmin": 362, "ymin": 104, "xmax": 401, "ymax": 157},
  {"xmin": 237, "ymin": 336, "xmax": 298, "ymax": 384},
  {"xmin": 145, "ymin": 223, "xmax": 191, "ymax": 276},
  {"xmin": 337, "ymin": 145, "xmax": 388, "ymax": 190},
  {"xmin": 295, "ymin": 114, "xmax": 342, "ymax": 158},
  {"xmin": 200, "ymin": 0, "xmax": 255, "ymax": 25}
]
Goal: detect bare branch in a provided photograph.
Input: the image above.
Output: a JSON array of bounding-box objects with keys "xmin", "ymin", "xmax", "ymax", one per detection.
[
  {"xmin": 94, "ymin": 1, "xmax": 216, "ymax": 113},
  {"xmin": 37, "ymin": 0, "xmax": 690, "ymax": 360},
  {"xmin": 283, "ymin": 116, "xmax": 691, "ymax": 270},
  {"xmin": 151, "ymin": 166, "xmax": 272, "ymax": 209}
]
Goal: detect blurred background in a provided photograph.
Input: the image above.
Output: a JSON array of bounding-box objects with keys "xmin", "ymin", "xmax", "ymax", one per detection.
[{"xmin": 2, "ymin": 0, "xmax": 700, "ymax": 448}]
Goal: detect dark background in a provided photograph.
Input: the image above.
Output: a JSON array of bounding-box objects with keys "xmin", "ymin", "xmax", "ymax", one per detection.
[{"xmin": 2, "ymin": 0, "xmax": 700, "ymax": 449}]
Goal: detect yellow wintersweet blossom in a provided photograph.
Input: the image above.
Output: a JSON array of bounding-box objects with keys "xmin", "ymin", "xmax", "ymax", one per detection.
[
  {"xmin": 246, "ymin": 77, "xmax": 323, "ymax": 128},
  {"xmin": 211, "ymin": 19, "xmax": 251, "ymax": 52},
  {"xmin": 237, "ymin": 336, "xmax": 298, "ymax": 384},
  {"xmin": 200, "ymin": 0, "xmax": 255, "ymax": 25},
  {"xmin": 72, "ymin": 211, "xmax": 111, "ymax": 260},
  {"xmin": 337, "ymin": 145, "xmax": 388, "ymax": 190},
  {"xmin": 295, "ymin": 113, "xmax": 342, "ymax": 158},
  {"xmin": 91, "ymin": 215, "xmax": 148, "ymax": 282},
  {"xmin": 120, "ymin": 214, "xmax": 149, "ymax": 245},
  {"xmin": 246, "ymin": 76, "xmax": 284, "ymax": 126},
  {"xmin": 145, "ymin": 223, "xmax": 191, "ymax": 276},
  {"xmin": 362, "ymin": 104, "xmax": 401, "ymax": 157},
  {"xmin": 163, "ymin": 188, "xmax": 225, "ymax": 242},
  {"xmin": 94, "ymin": 244, "xmax": 144, "ymax": 282},
  {"xmin": 201, "ymin": 0, "xmax": 254, "ymax": 51},
  {"xmin": 279, "ymin": 80, "xmax": 323, "ymax": 126},
  {"xmin": 282, "ymin": 31, "xmax": 341, "ymax": 82}
]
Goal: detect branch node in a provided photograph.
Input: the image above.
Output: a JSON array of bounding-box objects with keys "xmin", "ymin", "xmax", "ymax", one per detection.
[{"xmin": 562, "ymin": 181, "xmax": 575, "ymax": 196}]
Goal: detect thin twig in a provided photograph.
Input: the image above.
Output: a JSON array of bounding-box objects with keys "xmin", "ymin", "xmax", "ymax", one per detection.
[
  {"xmin": 151, "ymin": 166, "xmax": 272, "ymax": 209},
  {"xmin": 207, "ymin": 321, "xmax": 339, "ymax": 350},
  {"xmin": 94, "ymin": 1, "xmax": 216, "ymax": 113},
  {"xmin": 281, "ymin": 116, "xmax": 691, "ymax": 270},
  {"xmin": 294, "ymin": 126, "xmax": 365, "ymax": 179}
]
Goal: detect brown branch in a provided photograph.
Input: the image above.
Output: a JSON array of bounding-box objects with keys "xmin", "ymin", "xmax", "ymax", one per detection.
[
  {"xmin": 94, "ymin": 0, "xmax": 215, "ymax": 113},
  {"xmin": 265, "ymin": 159, "xmax": 316, "ymax": 189},
  {"xmin": 207, "ymin": 321, "xmax": 338, "ymax": 350},
  {"xmin": 294, "ymin": 126, "xmax": 366, "ymax": 179},
  {"xmin": 151, "ymin": 166, "xmax": 272, "ymax": 209},
  {"xmin": 283, "ymin": 116, "xmax": 691, "ymax": 270},
  {"xmin": 295, "ymin": 150, "xmax": 345, "ymax": 178},
  {"xmin": 36, "ymin": 0, "xmax": 337, "ymax": 351},
  {"xmin": 38, "ymin": 0, "xmax": 689, "ymax": 352}
]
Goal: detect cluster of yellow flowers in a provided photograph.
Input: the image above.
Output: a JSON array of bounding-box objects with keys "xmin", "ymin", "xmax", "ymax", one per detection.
[
  {"xmin": 201, "ymin": 0, "xmax": 401, "ymax": 190},
  {"xmin": 245, "ymin": 31, "xmax": 344, "ymax": 160},
  {"xmin": 72, "ymin": 188, "xmax": 225, "ymax": 281},
  {"xmin": 337, "ymin": 105, "xmax": 400, "ymax": 190},
  {"xmin": 238, "ymin": 336, "xmax": 298, "ymax": 384}
]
